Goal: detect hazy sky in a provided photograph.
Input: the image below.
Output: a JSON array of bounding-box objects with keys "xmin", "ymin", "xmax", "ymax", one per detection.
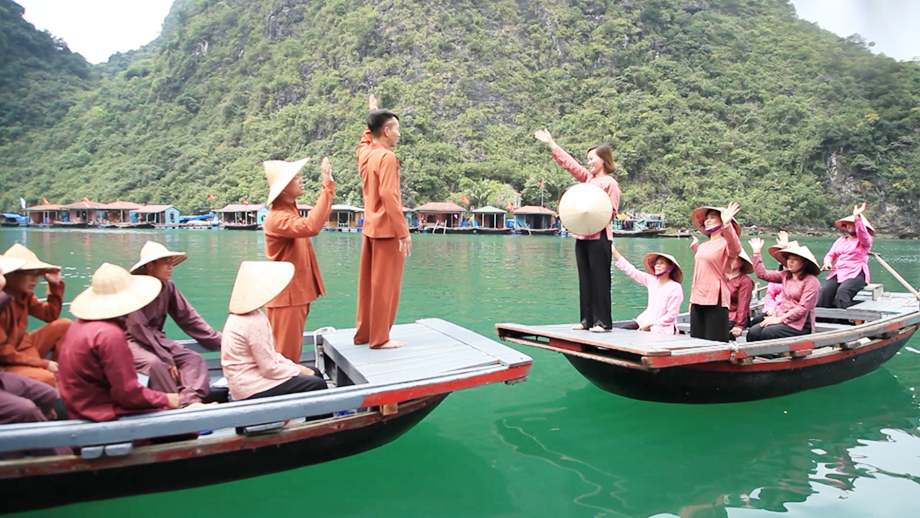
[{"xmin": 14, "ymin": 0, "xmax": 920, "ymax": 63}]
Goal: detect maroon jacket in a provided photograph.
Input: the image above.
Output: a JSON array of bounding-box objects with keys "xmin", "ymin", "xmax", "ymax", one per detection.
[{"xmin": 58, "ymin": 319, "xmax": 169, "ymax": 422}]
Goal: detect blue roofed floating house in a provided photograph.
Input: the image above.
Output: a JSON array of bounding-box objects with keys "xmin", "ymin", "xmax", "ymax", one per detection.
[
  {"xmin": 327, "ymin": 205, "xmax": 364, "ymax": 230},
  {"xmin": 131, "ymin": 205, "xmax": 181, "ymax": 226}
]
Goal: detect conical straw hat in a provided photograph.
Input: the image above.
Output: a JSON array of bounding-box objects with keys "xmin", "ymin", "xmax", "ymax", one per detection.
[
  {"xmin": 558, "ymin": 183, "xmax": 613, "ymax": 236},
  {"xmin": 690, "ymin": 206, "xmax": 741, "ymax": 236},
  {"xmin": 768, "ymin": 240, "xmax": 800, "ymax": 264},
  {"xmin": 775, "ymin": 244, "xmax": 820, "ymax": 276},
  {"xmin": 130, "ymin": 241, "xmax": 187, "ymax": 273},
  {"xmin": 228, "ymin": 261, "xmax": 295, "ymax": 314},
  {"xmin": 643, "ymin": 252, "xmax": 683, "ymax": 284},
  {"xmin": 835, "ymin": 214, "xmax": 875, "ymax": 235},
  {"xmin": 736, "ymin": 250, "xmax": 754, "ymax": 275},
  {"xmin": 70, "ymin": 263, "xmax": 162, "ymax": 320},
  {"xmin": 0, "ymin": 255, "xmax": 26, "ymax": 275},
  {"xmin": 264, "ymin": 157, "xmax": 310, "ymax": 205},
  {"xmin": 2, "ymin": 243, "xmax": 60, "ymax": 271}
]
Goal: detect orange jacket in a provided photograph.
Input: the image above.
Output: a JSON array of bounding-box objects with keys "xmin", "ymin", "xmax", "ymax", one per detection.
[
  {"xmin": 357, "ymin": 129, "xmax": 410, "ymax": 239},
  {"xmin": 0, "ymin": 282, "xmax": 65, "ymax": 368},
  {"xmin": 263, "ymin": 178, "xmax": 334, "ymax": 307}
]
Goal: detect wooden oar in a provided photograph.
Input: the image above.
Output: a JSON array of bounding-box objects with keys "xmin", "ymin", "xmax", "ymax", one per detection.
[{"xmin": 871, "ymin": 252, "xmax": 920, "ymax": 301}]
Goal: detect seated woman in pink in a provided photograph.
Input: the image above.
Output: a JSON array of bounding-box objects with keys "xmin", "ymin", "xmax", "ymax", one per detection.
[
  {"xmin": 762, "ymin": 232, "xmax": 794, "ymax": 317},
  {"xmin": 819, "ymin": 203, "xmax": 873, "ymax": 309},
  {"xmin": 611, "ymin": 245, "xmax": 684, "ymax": 334},
  {"xmin": 221, "ymin": 262, "xmax": 326, "ymax": 401},
  {"xmin": 727, "ymin": 251, "xmax": 755, "ymax": 338},
  {"xmin": 747, "ymin": 239, "xmax": 821, "ymax": 342}
]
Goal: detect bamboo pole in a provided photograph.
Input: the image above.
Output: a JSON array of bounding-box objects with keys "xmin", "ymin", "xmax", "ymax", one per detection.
[{"xmin": 871, "ymin": 252, "xmax": 920, "ymax": 301}]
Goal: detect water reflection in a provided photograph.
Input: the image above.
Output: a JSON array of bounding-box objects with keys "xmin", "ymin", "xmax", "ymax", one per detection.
[{"xmin": 495, "ymin": 369, "xmax": 920, "ymax": 517}]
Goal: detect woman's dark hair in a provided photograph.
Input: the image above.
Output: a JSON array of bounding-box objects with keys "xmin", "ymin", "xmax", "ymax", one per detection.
[
  {"xmin": 367, "ymin": 109, "xmax": 399, "ymax": 137},
  {"xmin": 587, "ymin": 144, "xmax": 617, "ymax": 174}
]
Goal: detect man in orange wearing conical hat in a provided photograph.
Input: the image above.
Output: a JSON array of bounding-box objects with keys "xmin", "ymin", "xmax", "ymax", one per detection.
[
  {"xmin": 0, "ymin": 244, "xmax": 72, "ymax": 387},
  {"xmin": 262, "ymin": 155, "xmax": 335, "ymax": 363}
]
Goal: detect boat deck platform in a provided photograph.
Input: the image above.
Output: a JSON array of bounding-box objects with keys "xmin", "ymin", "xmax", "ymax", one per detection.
[
  {"xmin": 320, "ymin": 318, "xmax": 532, "ymax": 387},
  {"xmin": 497, "ymin": 292, "xmax": 920, "ymax": 371}
]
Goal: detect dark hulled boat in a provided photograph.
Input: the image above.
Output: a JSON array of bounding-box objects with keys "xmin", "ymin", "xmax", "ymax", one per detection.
[
  {"xmin": 0, "ymin": 319, "xmax": 531, "ymax": 513},
  {"xmin": 496, "ymin": 288, "xmax": 919, "ymax": 404}
]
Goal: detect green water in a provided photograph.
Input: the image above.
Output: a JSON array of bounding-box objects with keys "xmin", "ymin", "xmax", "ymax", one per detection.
[{"xmin": 3, "ymin": 228, "xmax": 920, "ymax": 518}]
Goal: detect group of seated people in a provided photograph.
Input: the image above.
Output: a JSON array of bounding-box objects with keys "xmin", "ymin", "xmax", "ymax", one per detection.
[
  {"xmin": 0, "ymin": 240, "xmax": 328, "ymax": 452},
  {"xmin": 605, "ymin": 202, "xmax": 874, "ymax": 345}
]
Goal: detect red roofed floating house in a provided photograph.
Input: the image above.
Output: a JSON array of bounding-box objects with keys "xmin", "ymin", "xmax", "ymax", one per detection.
[
  {"xmin": 512, "ymin": 206, "xmax": 559, "ymax": 235},
  {"xmin": 414, "ymin": 202, "xmax": 466, "ymax": 230}
]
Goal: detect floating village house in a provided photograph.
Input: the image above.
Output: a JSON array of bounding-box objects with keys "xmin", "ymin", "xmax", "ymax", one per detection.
[
  {"xmin": 403, "ymin": 207, "xmax": 418, "ymax": 228},
  {"xmin": 24, "ymin": 202, "xmax": 64, "ymax": 224},
  {"xmin": 512, "ymin": 206, "xmax": 557, "ymax": 230},
  {"xmin": 414, "ymin": 202, "xmax": 466, "ymax": 228},
  {"xmin": 328, "ymin": 205, "xmax": 364, "ymax": 228},
  {"xmin": 472, "ymin": 206, "xmax": 508, "ymax": 228},
  {"xmin": 296, "ymin": 203, "xmax": 312, "ymax": 218},
  {"xmin": 131, "ymin": 205, "xmax": 181, "ymax": 225},
  {"xmin": 214, "ymin": 204, "xmax": 268, "ymax": 227},
  {"xmin": 62, "ymin": 200, "xmax": 107, "ymax": 224},
  {"xmin": 102, "ymin": 201, "xmax": 144, "ymax": 223}
]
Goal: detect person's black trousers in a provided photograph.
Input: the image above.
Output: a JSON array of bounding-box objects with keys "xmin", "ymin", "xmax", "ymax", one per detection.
[
  {"xmin": 575, "ymin": 235, "xmax": 612, "ymax": 329},
  {"xmin": 818, "ymin": 272, "xmax": 866, "ymax": 309},
  {"xmin": 747, "ymin": 315, "xmax": 813, "ymax": 342},
  {"xmin": 690, "ymin": 304, "xmax": 730, "ymax": 342}
]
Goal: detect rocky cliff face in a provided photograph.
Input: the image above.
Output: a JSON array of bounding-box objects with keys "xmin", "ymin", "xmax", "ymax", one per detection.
[{"xmin": 0, "ymin": 0, "xmax": 918, "ymax": 232}]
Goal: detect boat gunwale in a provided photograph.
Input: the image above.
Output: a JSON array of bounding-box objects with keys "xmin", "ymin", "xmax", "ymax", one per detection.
[{"xmin": 496, "ymin": 305, "xmax": 920, "ymax": 370}]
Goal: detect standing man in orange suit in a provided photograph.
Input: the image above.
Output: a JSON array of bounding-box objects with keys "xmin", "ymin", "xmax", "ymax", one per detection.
[
  {"xmin": 263, "ymin": 156, "xmax": 335, "ymax": 363},
  {"xmin": 355, "ymin": 94, "xmax": 411, "ymax": 349}
]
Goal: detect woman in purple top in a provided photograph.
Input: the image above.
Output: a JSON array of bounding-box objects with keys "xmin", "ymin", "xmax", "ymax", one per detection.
[
  {"xmin": 747, "ymin": 239, "xmax": 821, "ymax": 342},
  {"xmin": 818, "ymin": 203, "xmax": 874, "ymax": 309},
  {"xmin": 535, "ymin": 129, "xmax": 621, "ymax": 332},
  {"xmin": 126, "ymin": 241, "xmax": 222, "ymax": 405}
]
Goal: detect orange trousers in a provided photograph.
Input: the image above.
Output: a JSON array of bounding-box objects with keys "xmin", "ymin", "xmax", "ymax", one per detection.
[
  {"xmin": 354, "ymin": 236, "xmax": 404, "ymax": 347},
  {"xmin": 266, "ymin": 305, "xmax": 310, "ymax": 364},
  {"xmin": 0, "ymin": 318, "xmax": 72, "ymax": 387}
]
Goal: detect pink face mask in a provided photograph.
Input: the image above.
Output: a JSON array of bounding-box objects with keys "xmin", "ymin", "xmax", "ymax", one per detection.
[
  {"xmin": 655, "ymin": 265, "xmax": 674, "ymax": 278},
  {"xmin": 704, "ymin": 224, "xmax": 722, "ymax": 234}
]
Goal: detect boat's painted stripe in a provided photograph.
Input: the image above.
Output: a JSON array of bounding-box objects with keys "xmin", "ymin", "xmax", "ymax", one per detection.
[{"xmin": 360, "ymin": 364, "xmax": 531, "ymax": 407}]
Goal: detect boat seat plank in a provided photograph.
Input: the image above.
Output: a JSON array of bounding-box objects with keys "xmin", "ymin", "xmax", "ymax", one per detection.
[
  {"xmin": 322, "ymin": 319, "xmax": 524, "ymax": 385},
  {"xmin": 495, "ymin": 323, "xmax": 730, "ymax": 356}
]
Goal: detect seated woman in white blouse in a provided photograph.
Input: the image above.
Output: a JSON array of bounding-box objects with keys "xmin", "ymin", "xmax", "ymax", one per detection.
[{"xmin": 220, "ymin": 261, "xmax": 326, "ymax": 401}]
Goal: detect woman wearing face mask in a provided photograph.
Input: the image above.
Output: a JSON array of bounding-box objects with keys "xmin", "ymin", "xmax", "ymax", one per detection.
[
  {"xmin": 818, "ymin": 203, "xmax": 873, "ymax": 309},
  {"xmin": 746, "ymin": 238, "xmax": 821, "ymax": 342},
  {"xmin": 611, "ymin": 245, "xmax": 684, "ymax": 334},
  {"xmin": 688, "ymin": 203, "xmax": 742, "ymax": 342},
  {"xmin": 535, "ymin": 129, "xmax": 621, "ymax": 332}
]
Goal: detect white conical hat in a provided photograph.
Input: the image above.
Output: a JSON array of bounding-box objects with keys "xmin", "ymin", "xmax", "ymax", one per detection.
[
  {"xmin": 835, "ymin": 214, "xmax": 875, "ymax": 235},
  {"xmin": 775, "ymin": 244, "xmax": 821, "ymax": 276},
  {"xmin": 0, "ymin": 255, "xmax": 26, "ymax": 275},
  {"xmin": 228, "ymin": 261, "xmax": 295, "ymax": 314},
  {"xmin": 690, "ymin": 206, "xmax": 741, "ymax": 236},
  {"xmin": 643, "ymin": 252, "xmax": 683, "ymax": 283},
  {"xmin": 736, "ymin": 250, "xmax": 754, "ymax": 275},
  {"xmin": 3, "ymin": 243, "xmax": 60, "ymax": 271},
  {"xmin": 130, "ymin": 241, "xmax": 187, "ymax": 273},
  {"xmin": 70, "ymin": 263, "xmax": 162, "ymax": 320},
  {"xmin": 768, "ymin": 240, "xmax": 800, "ymax": 264},
  {"xmin": 558, "ymin": 183, "xmax": 613, "ymax": 236},
  {"xmin": 264, "ymin": 157, "xmax": 310, "ymax": 205}
]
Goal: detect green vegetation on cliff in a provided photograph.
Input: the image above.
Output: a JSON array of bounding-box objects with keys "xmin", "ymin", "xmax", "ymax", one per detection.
[{"xmin": 1, "ymin": 0, "xmax": 918, "ymax": 230}]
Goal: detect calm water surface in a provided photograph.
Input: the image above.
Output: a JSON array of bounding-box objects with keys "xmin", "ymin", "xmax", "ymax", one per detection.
[{"xmin": 3, "ymin": 228, "xmax": 920, "ymax": 518}]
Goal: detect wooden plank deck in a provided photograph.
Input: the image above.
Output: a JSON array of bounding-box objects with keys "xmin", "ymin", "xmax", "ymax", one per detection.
[
  {"xmin": 494, "ymin": 323, "xmax": 731, "ymax": 356},
  {"xmin": 321, "ymin": 319, "xmax": 532, "ymax": 386}
]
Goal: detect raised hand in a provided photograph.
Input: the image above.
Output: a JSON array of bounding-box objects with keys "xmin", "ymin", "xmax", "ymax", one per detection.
[
  {"xmin": 749, "ymin": 237, "xmax": 764, "ymax": 254},
  {"xmin": 690, "ymin": 236, "xmax": 699, "ymax": 248},
  {"xmin": 721, "ymin": 202, "xmax": 740, "ymax": 226},
  {"xmin": 321, "ymin": 156, "xmax": 334, "ymax": 183},
  {"xmin": 368, "ymin": 94, "xmax": 378, "ymax": 111},
  {"xmin": 43, "ymin": 270, "xmax": 62, "ymax": 285},
  {"xmin": 853, "ymin": 202, "xmax": 867, "ymax": 218},
  {"xmin": 534, "ymin": 128, "xmax": 555, "ymax": 146},
  {"xmin": 775, "ymin": 230, "xmax": 789, "ymax": 248}
]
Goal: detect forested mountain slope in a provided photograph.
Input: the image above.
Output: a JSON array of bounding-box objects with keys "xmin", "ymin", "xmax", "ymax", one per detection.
[{"xmin": 1, "ymin": 0, "xmax": 918, "ymax": 232}]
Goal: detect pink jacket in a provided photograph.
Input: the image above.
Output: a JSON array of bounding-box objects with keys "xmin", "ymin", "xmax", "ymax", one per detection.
[
  {"xmin": 753, "ymin": 255, "xmax": 820, "ymax": 332},
  {"xmin": 690, "ymin": 223, "xmax": 741, "ymax": 307},
  {"xmin": 615, "ymin": 257, "xmax": 684, "ymax": 334},
  {"xmin": 550, "ymin": 147, "xmax": 620, "ymax": 240},
  {"xmin": 824, "ymin": 216, "xmax": 873, "ymax": 283},
  {"xmin": 763, "ymin": 282, "xmax": 784, "ymax": 314}
]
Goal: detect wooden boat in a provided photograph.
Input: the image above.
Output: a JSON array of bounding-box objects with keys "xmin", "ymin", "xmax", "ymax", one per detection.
[
  {"xmin": 51, "ymin": 221, "xmax": 89, "ymax": 229},
  {"xmin": 223, "ymin": 223, "xmax": 260, "ymax": 230},
  {"xmin": 514, "ymin": 228, "xmax": 559, "ymax": 236},
  {"xmin": 440, "ymin": 227, "xmax": 513, "ymax": 235},
  {"xmin": 0, "ymin": 319, "xmax": 531, "ymax": 513},
  {"xmin": 496, "ymin": 286, "xmax": 919, "ymax": 404},
  {"xmin": 611, "ymin": 217, "xmax": 666, "ymax": 237}
]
